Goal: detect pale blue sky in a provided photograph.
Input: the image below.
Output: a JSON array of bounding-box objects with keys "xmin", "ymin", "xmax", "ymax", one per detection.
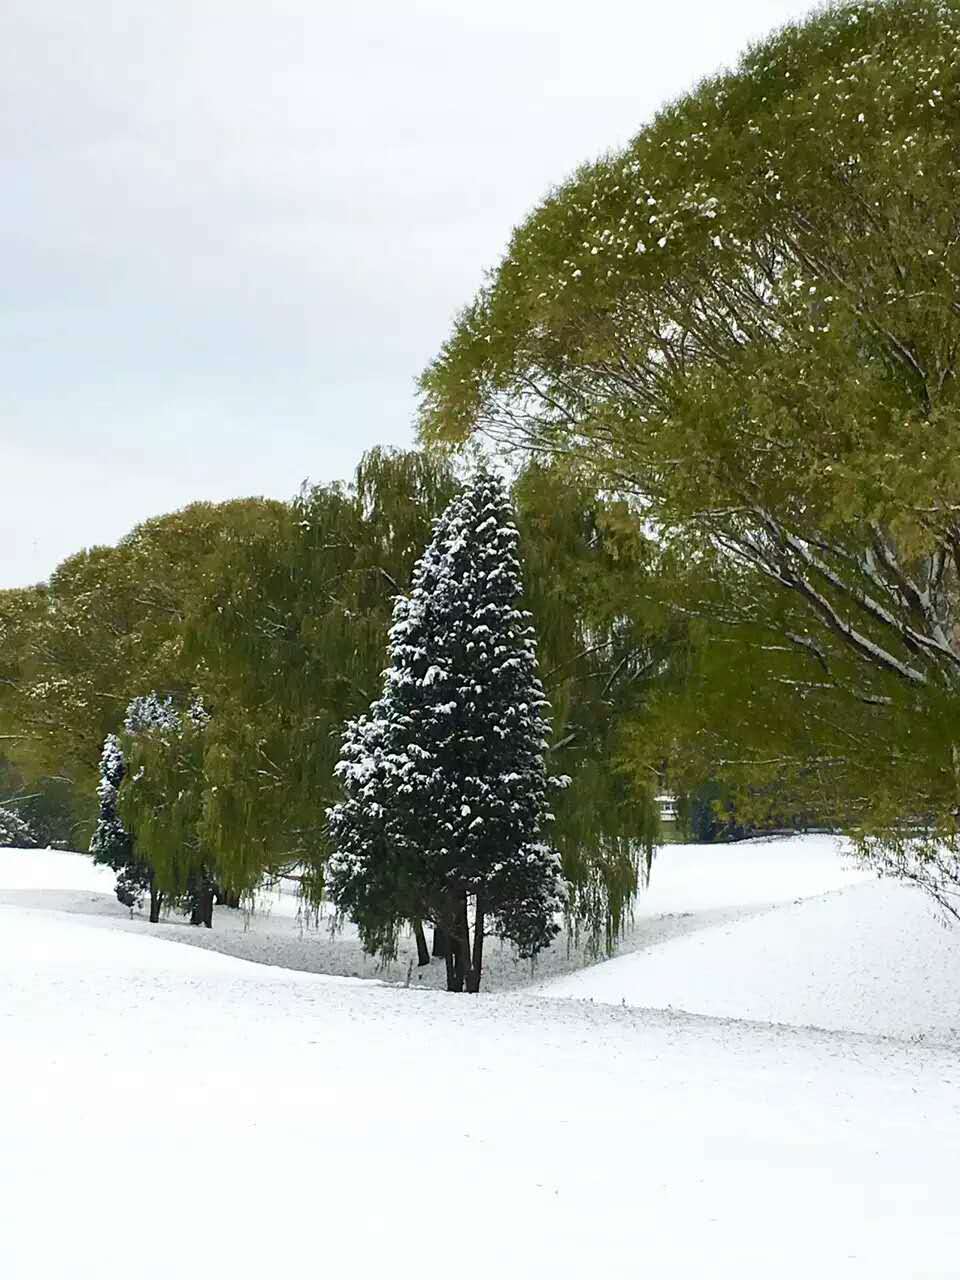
[{"xmin": 3, "ymin": 0, "xmax": 816, "ymax": 587}]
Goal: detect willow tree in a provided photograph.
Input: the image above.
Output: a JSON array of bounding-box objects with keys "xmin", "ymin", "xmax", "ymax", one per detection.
[
  {"xmin": 182, "ymin": 449, "xmax": 461, "ymax": 895},
  {"xmin": 116, "ymin": 693, "xmax": 225, "ymax": 924},
  {"xmin": 0, "ymin": 498, "xmax": 287, "ymax": 843},
  {"xmin": 512, "ymin": 462, "xmax": 673, "ymax": 947},
  {"xmin": 421, "ymin": 0, "xmax": 960, "ymax": 913}
]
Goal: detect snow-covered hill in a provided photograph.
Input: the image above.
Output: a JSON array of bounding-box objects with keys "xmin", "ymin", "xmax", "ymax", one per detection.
[
  {"xmin": 541, "ymin": 845, "xmax": 960, "ymax": 1041},
  {"xmin": 2, "ymin": 839, "xmax": 959, "ymax": 1278}
]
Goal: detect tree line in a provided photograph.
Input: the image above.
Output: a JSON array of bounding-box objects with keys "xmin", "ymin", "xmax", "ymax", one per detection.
[{"xmin": 0, "ymin": 449, "xmax": 677, "ymax": 966}]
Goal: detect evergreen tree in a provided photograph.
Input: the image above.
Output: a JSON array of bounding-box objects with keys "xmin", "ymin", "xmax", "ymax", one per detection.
[
  {"xmin": 328, "ymin": 469, "xmax": 566, "ymax": 992},
  {"xmin": 89, "ymin": 734, "xmax": 161, "ymax": 919},
  {"xmin": 0, "ymin": 803, "xmax": 37, "ymax": 848}
]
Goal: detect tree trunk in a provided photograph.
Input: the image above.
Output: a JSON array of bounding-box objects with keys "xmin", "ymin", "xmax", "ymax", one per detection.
[
  {"xmin": 414, "ymin": 920, "xmax": 430, "ymax": 967},
  {"xmin": 458, "ymin": 894, "xmax": 472, "ymax": 991},
  {"xmin": 148, "ymin": 886, "xmax": 163, "ymax": 924},
  {"xmin": 202, "ymin": 883, "xmax": 214, "ymax": 929},
  {"xmin": 216, "ymin": 886, "xmax": 241, "ymax": 910},
  {"xmin": 432, "ymin": 925, "xmax": 449, "ymax": 959},
  {"xmin": 467, "ymin": 899, "xmax": 485, "ymax": 993},
  {"xmin": 451, "ymin": 947, "xmax": 467, "ymax": 991},
  {"xmin": 443, "ymin": 894, "xmax": 462, "ymax": 991},
  {"xmin": 444, "ymin": 946, "xmax": 461, "ymax": 992},
  {"xmin": 191, "ymin": 881, "xmax": 215, "ymax": 928}
]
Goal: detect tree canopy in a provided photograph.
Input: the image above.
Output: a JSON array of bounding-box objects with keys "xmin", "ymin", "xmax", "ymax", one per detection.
[
  {"xmin": 420, "ymin": 0, "xmax": 960, "ymax": 904},
  {"xmin": 0, "ymin": 497, "xmax": 287, "ymax": 829}
]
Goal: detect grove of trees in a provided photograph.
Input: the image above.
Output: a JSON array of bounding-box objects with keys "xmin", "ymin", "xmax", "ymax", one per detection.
[{"xmin": 0, "ymin": 448, "xmax": 675, "ymax": 951}]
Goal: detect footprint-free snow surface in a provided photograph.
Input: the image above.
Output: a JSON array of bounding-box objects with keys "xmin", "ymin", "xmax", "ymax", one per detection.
[
  {"xmin": 2, "ymin": 839, "xmax": 959, "ymax": 1279},
  {"xmin": 541, "ymin": 841, "xmax": 960, "ymax": 1040}
]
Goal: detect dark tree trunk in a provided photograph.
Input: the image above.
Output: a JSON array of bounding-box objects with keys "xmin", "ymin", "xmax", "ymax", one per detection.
[
  {"xmin": 442, "ymin": 893, "xmax": 471, "ymax": 992},
  {"xmin": 444, "ymin": 946, "xmax": 461, "ymax": 992},
  {"xmin": 216, "ymin": 886, "xmax": 241, "ymax": 909},
  {"xmin": 148, "ymin": 886, "xmax": 163, "ymax": 924},
  {"xmin": 432, "ymin": 925, "xmax": 449, "ymax": 959},
  {"xmin": 191, "ymin": 882, "xmax": 215, "ymax": 928},
  {"xmin": 443, "ymin": 892, "xmax": 471, "ymax": 992},
  {"xmin": 202, "ymin": 883, "xmax": 214, "ymax": 928},
  {"xmin": 467, "ymin": 899, "xmax": 485, "ymax": 993},
  {"xmin": 414, "ymin": 920, "xmax": 430, "ymax": 967},
  {"xmin": 445, "ymin": 896, "xmax": 463, "ymax": 993},
  {"xmin": 456, "ymin": 894, "xmax": 472, "ymax": 992}
]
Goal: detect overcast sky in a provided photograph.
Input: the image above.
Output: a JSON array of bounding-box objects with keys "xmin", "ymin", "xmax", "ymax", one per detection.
[{"xmin": 3, "ymin": 0, "xmax": 818, "ymax": 588}]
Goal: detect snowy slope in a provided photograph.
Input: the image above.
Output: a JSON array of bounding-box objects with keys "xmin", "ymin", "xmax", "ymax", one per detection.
[
  {"xmin": 3, "ymin": 889, "xmax": 960, "ymax": 1279},
  {"xmin": 541, "ymin": 848, "xmax": 960, "ymax": 1042},
  {"xmin": 0, "ymin": 845, "xmax": 119, "ymax": 893},
  {"xmin": 615, "ymin": 832, "xmax": 871, "ymax": 913},
  {"xmin": 0, "ymin": 835, "xmax": 873, "ymax": 991},
  {"xmin": 5, "ymin": 839, "xmax": 957, "ymax": 1043}
]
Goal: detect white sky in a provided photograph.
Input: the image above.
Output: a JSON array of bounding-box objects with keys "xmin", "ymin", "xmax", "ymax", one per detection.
[{"xmin": 3, "ymin": 0, "xmax": 817, "ymax": 588}]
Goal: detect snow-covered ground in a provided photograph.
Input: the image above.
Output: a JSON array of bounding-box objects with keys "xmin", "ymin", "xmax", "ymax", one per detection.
[
  {"xmin": 2, "ymin": 838, "xmax": 960, "ymax": 1278},
  {"xmin": 0, "ymin": 835, "xmax": 874, "ymax": 990},
  {"xmin": 542, "ymin": 874, "xmax": 960, "ymax": 1039}
]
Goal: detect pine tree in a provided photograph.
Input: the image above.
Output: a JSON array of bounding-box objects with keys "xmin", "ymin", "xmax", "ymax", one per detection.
[
  {"xmin": 328, "ymin": 469, "xmax": 566, "ymax": 992},
  {"xmin": 0, "ymin": 803, "xmax": 37, "ymax": 848},
  {"xmin": 89, "ymin": 734, "xmax": 161, "ymax": 919}
]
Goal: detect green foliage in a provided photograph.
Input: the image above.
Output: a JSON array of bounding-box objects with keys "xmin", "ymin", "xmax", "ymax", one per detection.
[
  {"xmin": 180, "ymin": 448, "xmax": 461, "ymax": 888},
  {"xmin": 420, "ymin": 0, "xmax": 960, "ymax": 866},
  {"xmin": 117, "ymin": 697, "xmax": 218, "ymax": 905},
  {"xmin": 0, "ymin": 499, "xmax": 286, "ymax": 841},
  {"xmin": 0, "ymin": 752, "xmax": 72, "ymax": 848},
  {"xmin": 511, "ymin": 462, "xmax": 670, "ymax": 946}
]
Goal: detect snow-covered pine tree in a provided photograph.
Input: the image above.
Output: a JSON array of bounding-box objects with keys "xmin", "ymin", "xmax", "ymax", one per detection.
[
  {"xmin": 0, "ymin": 803, "xmax": 37, "ymax": 848},
  {"xmin": 89, "ymin": 733, "xmax": 162, "ymax": 920},
  {"xmin": 328, "ymin": 468, "xmax": 566, "ymax": 992},
  {"xmin": 118, "ymin": 693, "xmax": 220, "ymax": 926}
]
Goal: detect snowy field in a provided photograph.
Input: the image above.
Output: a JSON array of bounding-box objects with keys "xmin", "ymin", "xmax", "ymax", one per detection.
[{"xmin": 2, "ymin": 838, "xmax": 960, "ymax": 1278}]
